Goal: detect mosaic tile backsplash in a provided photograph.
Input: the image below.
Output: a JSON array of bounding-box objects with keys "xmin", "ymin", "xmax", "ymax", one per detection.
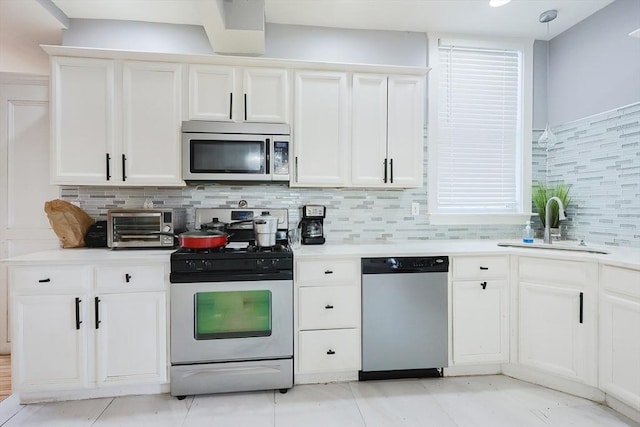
[{"xmin": 60, "ymin": 103, "xmax": 639, "ymax": 247}]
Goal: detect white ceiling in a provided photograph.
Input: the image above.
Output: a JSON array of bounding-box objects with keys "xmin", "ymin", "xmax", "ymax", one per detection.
[
  {"xmin": 50, "ymin": 0, "xmax": 614, "ymax": 40},
  {"xmin": 0, "ymin": 0, "xmax": 616, "ymax": 74}
]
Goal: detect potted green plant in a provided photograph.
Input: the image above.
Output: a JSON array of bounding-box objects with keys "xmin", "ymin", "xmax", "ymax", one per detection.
[{"xmin": 532, "ymin": 183, "xmax": 571, "ymax": 232}]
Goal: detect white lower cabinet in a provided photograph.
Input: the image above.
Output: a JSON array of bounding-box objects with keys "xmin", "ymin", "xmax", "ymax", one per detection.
[
  {"xmin": 10, "ymin": 262, "xmax": 167, "ymax": 400},
  {"xmin": 451, "ymin": 255, "xmax": 509, "ymax": 365},
  {"xmin": 517, "ymin": 257, "xmax": 597, "ymax": 387},
  {"xmin": 599, "ymin": 265, "xmax": 640, "ymax": 410},
  {"xmin": 295, "ymin": 257, "xmax": 360, "ymax": 382}
]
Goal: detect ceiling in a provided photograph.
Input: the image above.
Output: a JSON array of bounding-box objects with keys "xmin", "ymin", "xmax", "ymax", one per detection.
[{"xmin": 0, "ymin": 0, "xmax": 616, "ymax": 74}]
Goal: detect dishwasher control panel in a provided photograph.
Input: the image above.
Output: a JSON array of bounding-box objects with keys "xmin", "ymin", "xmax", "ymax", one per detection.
[{"xmin": 362, "ymin": 256, "xmax": 449, "ymax": 274}]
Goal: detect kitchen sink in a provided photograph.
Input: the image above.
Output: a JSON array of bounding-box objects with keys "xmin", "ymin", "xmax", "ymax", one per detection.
[{"xmin": 497, "ymin": 241, "xmax": 610, "ymax": 254}]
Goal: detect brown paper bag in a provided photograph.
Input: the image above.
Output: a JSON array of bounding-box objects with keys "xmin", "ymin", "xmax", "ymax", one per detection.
[{"xmin": 44, "ymin": 199, "xmax": 95, "ymax": 248}]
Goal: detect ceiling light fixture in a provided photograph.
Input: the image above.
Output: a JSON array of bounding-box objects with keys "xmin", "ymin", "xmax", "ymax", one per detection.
[
  {"xmin": 489, "ymin": 0, "xmax": 511, "ymax": 7},
  {"xmin": 538, "ymin": 9, "xmax": 559, "ymax": 150}
]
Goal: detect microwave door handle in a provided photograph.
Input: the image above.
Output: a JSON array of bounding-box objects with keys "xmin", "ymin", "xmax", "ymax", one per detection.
[{"xmin": 266, "ymin": 138, "xmax": 270, "ymax": 174}]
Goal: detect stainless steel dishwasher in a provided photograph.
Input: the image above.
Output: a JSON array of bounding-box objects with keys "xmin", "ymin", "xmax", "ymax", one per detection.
[{"xmin": 360, "ymin": 256, "xmax": 449, "ymax": 381}]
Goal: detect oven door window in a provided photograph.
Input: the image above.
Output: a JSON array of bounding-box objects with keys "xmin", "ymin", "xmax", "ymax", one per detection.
[
  {"xmin": 194, "ymin": 290, "xmax": 272, "ymax": 339},
  {"xmin": 190, "ymin": 140, "xmax": 265, "ymax": 174}
]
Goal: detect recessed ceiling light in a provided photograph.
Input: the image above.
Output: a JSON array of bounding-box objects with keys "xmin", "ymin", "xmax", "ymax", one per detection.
[
  {"xmin": 489, "ymin": 0, "xmax": 512, "ymax": 7},
  {"xmin": 630, "ymin": 28, "xmax": 640, "ymax": 38}
]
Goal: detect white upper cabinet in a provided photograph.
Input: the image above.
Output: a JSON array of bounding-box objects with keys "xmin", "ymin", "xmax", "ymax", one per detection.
[
  {"xmin": 351, "ymin": 74, "xmax": 424, "ymax": 188},
  {"xmin": 51, "ymin": 57, "xmax": 116, "ymax": 185},
  {"xmin": 121, "ymin": 61, "xmax": 183, "ymax": 185},
  {"xmin": 292, "ymin": 71, "xmax": 349, "ymax": 187},
  {"xmin": 188, "ymin": 65, "xmax": 289, "ymax": 123},
  {"xmin": 50, "ymin": 57, "xmax": 184, "ymax": 186}
]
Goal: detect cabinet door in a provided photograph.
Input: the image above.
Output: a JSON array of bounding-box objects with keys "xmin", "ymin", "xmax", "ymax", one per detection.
[
  {"xmin": 452, "ymin": 280, "xmax": 509, "ymax": 364},
  {"xmin": 51, "ymin": 57, "xmax": 116, "ymax": 185},
  {"xmin": 188, "ymin": 65, "xmax": 235, "ymax": 121},
  {"xmin": 121, "ymin": 61, "xmax": 183, "ymax": 186},
  {"xmin": 386, "ymin": 75, "xmax": 424, "ymax": 188},
  {"xmin": 351, "ymin": 74, "xmax": 388, "ymax": 187},
  {"xmin": 519, "ymin": 282, "xmax": 588, "ymax": 383},
  {"xmin": 12, "ymin": 294, "xmax": 88, "ymax": 391},
  {"xmin": 599, "ymin": 293, "xmax": 640, "ymax": 409},
  {"xmin": 293, "ymin": 71, "xmax": 348, "ymax": 186},
  {"xmin": 243, "ymin": 68, "xmax": 289, "ymax": 123},
  {"xmin": 95, "ymin": 292, "xmax": 167, "ymax": 385}
]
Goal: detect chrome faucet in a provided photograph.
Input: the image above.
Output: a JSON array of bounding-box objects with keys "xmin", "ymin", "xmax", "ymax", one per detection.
[{"xmin": 543, "ymin": 196, "xmax": 566, "ymax": 244}]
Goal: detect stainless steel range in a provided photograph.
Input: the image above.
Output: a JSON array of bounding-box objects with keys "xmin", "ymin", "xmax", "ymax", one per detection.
[{"xmin": 169, "ymin": 208, "xmax": 293, "ymax": 399}]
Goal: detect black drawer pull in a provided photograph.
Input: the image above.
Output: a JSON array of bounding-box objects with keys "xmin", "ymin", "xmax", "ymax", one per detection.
[
  {"xmin": 38, "ymin": 278, "xmax": 51, "ymax": 283},
  {"xmin": 480, "ymin": 281, "xmax": 487, "ymax": 290},
  {"xmin": 325, "ymin": 304, "xmax": 334, "ymax": 309},
  {"xmin": 579, "ymin": 292, "xmax": 584, "ymax": 324},
  {"xmin": 326, "ymin": 350, "xmax": 335, "ymax": 355},
  {"xmin": 479, "ymin": 266, "xmax": 489, "ymax": 270},
  {"xmin": 125, "ymin": 273, "xmax": 132, "ymax": 283},
  {"xmin": 324, "ymin": 270, "xmax": 334, "ymax": 275}
]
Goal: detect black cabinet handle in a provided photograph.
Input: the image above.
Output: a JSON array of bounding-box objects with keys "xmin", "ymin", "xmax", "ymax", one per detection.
[
  {"xmin": 106, "ymin": 153, "xmax": 111, "ymax": 181},
  {"xmin": 325, "ymin": 304, "xmax": 334, "ymax": 309},
  {"xmin": 390, "ymin": 158, "xmax": 394, "ymax": 183},
  {"xmin": 295, "ymin": 157, "xmax": 299, "ymax": 183},
  {"xmin": 75, "ymin": 297, "xmax": 82, "ymax": 330},
  {"xmin": 244, "ymin": 93, "xmax": 247, "ymax": 120},
  {"xmin": 38, "ymin": 278, "xmax": 51, "ymax": 283},
  {"xmin": 326, "ymin": 350, "xmax": 335, "ymax": 355},
  {"xmin": 480, "ymin": 266, "xmax": 489, "ymax": 270},
  {"xmin": 122, "ymin": 154, "xmax": 127, "ymax": 181},
  {"xmin": 125, "ymin": 273, "xmax": 132, "ymax": 283},
  {"xmin": 229, "ymin": 93, "xmax": 233, "ymax": 120},
  {"xmin": 324, "ymin": 270, "xmax": 333, "ymax": 275},
  {"xmin": 95, "ymin": 297, "xmax": 101, "ymax": 329},
  {"xmin": 480, "ymin": 281, "xmax": 487, "ymax": 290},
  {"xmin": 383, "ymin": 158, "xmax": 388, "ymax": 183},
  {"xmin": 579, "ymin": 292, "xmax": 584, "ymax": 324}
]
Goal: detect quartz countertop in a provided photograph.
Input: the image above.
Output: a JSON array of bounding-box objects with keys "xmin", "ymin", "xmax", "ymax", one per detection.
[{"xmin": 2, "ymin": 240, "xmax": 639, "ymax": 270}]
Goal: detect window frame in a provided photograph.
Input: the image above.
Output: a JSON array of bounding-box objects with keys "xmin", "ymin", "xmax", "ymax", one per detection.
[{"xmin": 427, "ymin": 33, "xmax": 534, "ymax": 225}]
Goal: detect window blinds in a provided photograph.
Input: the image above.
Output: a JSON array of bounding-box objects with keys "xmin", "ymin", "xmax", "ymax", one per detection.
[{"xmin": 436, "ymin": 44, "xmax": 521, "ymax": 212}]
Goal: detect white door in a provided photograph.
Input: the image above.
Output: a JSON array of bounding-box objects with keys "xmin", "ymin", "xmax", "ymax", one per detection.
[
  {"xmin": 599, "ymin": 293, "xmax": 640, "ymax": 409},
  {"xmin": 188, "ymin": 65, "xmax": 235, "ymax": 121},
  {"xmin": 95, "ymin": 292, "xmax": 167, "ymax": 385},
  {"xmin": 293, "ymin": 71, "xmax": 348, "ymax": 187},
  {"xmin": 519, "ymin": 282, "xmax": 585, "ymax": 382},
  {"xmin": 121, "ymin": 61, "xmax": 183, "ymax": 186},
  {"xmin": 0, "ymin": 77, "xmax": 60, "ymax": 354},
  {"xmin": 386, "ymin": 75, "xmax": 424, "ymax": 188},
  {"xmin": 350, "ymin": 74, "xmax": 388, "ymax": 187},
  {"xmin": 12, "ymin": 294, "xmax": 88, "ymax": 391},
  {"xmin": 243, "ymin": 68, "xmax": 289, "ymax": 123},
  {"xmin": 452, "ymin": 279, "xmax": 509, "ymax": 364},
  {"xmin": 50, "ymin": 57, "xmax": 116, "ymax": 185}
]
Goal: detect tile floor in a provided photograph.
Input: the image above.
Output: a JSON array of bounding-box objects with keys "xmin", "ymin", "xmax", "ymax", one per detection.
[{"xmin": 0, "ymin": 375, "xmax": 638, "ymax": 427}]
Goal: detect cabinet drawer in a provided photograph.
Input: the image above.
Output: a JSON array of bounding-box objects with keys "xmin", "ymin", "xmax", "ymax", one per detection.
[
  {"xmin": 96, "ymin": 264, "xmax": 165, "ymax": 292},
  {"xmin": 453, "ymin": 256, "xmax": 509, "ymax": 280},
  {"xmin": 299, "ymin": 286, "xmax": 359, "ymax": 330},
  {"xmin": 298, "ymin": 329, "xmax": 360, "ymax": 373},
  {"xmin": 11, "ymin": 266, "xmax": 90, "ymax": 294},
  {"xmin": 519, "ymin": 257, "xmax": 593, "ymax": 287},
  {"xmin": 296, "ymin": 258, "xmax": 360, "ymax": 286},
  {"xmin": 600, "ymin": 265, "xmax": 640, "ymax": 299}
]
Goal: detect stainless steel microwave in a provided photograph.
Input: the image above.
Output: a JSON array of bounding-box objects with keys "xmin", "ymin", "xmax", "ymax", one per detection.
[
  {"xmin": 182, "ymin": 121, "xmax": 290, "ymax": 182},
  {"xmin": 107, "ymin": 208, "xmax": 186, "ymax": 249}
]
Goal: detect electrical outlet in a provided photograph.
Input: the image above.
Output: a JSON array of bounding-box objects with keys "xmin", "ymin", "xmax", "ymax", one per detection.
[{"xmin": 411, "ymin": 202, "xmax": 420, "ymax": 216}]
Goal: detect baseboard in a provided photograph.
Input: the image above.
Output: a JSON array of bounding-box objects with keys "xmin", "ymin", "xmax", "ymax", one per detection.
[
  {"xmin": 17, "ymin": 383, "xmax": 169, "ymax": 404},
  {"xmin": 606, "ymin": 394, "xmax": 640, "ymax": 424},
  {"xmin": 502, "ymin": 364, "xmax": 605, "ymax": 403},
  {"xmin": 444, "ymin": 364, "xmax": 502, "ymax": 376},
  {"xmin": 295, "ymin": 371, "xmax": 358, "ymax": 385}
]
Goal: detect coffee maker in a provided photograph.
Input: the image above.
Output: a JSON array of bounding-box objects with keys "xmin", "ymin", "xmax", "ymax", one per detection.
[{"xmin": 299, "ymin": 205, "xmax": 326, "ymax": 245}]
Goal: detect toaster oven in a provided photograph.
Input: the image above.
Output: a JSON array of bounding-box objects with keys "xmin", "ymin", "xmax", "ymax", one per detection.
[{"xmin": 107, "ymin": 208, "xmax": 186, "ymax": 249}]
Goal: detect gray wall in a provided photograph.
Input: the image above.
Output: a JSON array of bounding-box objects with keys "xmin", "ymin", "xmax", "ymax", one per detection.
[
  {"xmin": 62, "ymin": 19, "xmax": 214, "ymax": 54},
  {"xmin": 548, "ymin": 0, "xmax": 640, "ymax": 125}
]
